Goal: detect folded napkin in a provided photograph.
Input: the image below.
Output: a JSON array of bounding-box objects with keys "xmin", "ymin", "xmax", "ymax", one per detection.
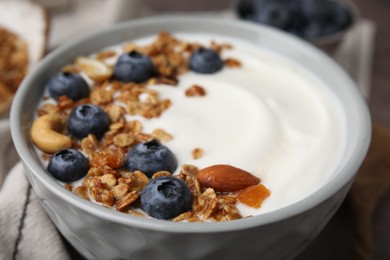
[
  {"xmin": 0, "ymin": 120, "xmax": 70, "ymax": 260},
  {"xmin": 0, "ymin": 18, "xmax": 376, "ymax": 260}
]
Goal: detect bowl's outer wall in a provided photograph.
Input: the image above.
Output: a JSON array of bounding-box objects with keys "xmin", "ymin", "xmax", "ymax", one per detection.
[
  {"xmin": 11, "ymin": 17, "xmax": 371, "ymax": 260},
  {"xmin": 23, "ymin": 161, "xmax": 353, "ymax": 260}
]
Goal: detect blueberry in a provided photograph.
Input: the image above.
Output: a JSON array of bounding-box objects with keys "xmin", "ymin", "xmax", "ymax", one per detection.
[
  {"xmin": 67, "ymin": 104, "xmax": 110, "ymax": 139},
  {"xmin": 237, "ymin": 0, "xmax": 352, "ymax": 40},
  {"xmin": 46, "ymin": 72, "xmax": 89, "ymax": 101},
  {"xmin": 189, "ymin": 47, "xmax": 224, "ymax": 74},
  {"xmin": 299, "ymin": 0, "xmax": 352, "ymax": 38},
  {"xmin": 237, "ymin": 0, "xmax": 265, "ymax": 17},
  {"xmin": 125, "ymin": 139, "xmax": 177, "ymax": 178},
  {"xmin": 247, "ymin": 0, "xmax": 291, "ymax": 29},
  {"xmin": 113, "ymin": 51, "xmax": 154, "ymax": 83},
  {"xmin": 140, "ymin": 176, "xmax": 192, "ymax": 219},
  {"xmin": 47, "ymin": 149, "xmax": 89, "ymax": 182}
]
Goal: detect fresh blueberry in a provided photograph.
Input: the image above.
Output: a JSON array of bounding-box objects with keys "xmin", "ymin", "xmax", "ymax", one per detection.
[
  {"xmin": 125, "ymin": 139, "xmax": 177, "ymax": 178},
  {"xmin": 113, "ymin": 51, "xmax": 154, "ymax": 83},
  {"xmin": 237, "ymin": 0, "xmax": 264, "ymax": 17},
  {"xmin": 247, "ymin": 0, "xmax": 291, "ymax": 29},
  {"xmin": 46, "ymin": 72, "xmax": 89, "ymax": 101},
  {"xmin": 189, "ymin": 47, "xmax": 224, "ymax": 74},
  {"xmin": 140, "ymin": 176, "xmax": 192, "ymax": 219},
  {"xmin": 47, "ymin": 149, "xmax": 89, "ymax": 182},
  {"xmin": 237, "ymin": 0, "xmax": 352, "ymax": 40},
  {"xmin": 320, "ymin": 1, "xmax": 351, "ymax": 36},
  {"xmin": 67, "ymin": 104, "xmax": 110, "ymax": 139},
  {"xmin": 299, "ymin": 0, "xmax": 351, "ymax": 38}
]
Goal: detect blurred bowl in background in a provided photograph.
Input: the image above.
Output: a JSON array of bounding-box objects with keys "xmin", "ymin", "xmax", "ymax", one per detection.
[{"xmin": 236, "ymin": 0, "xmax": 359, "ymax": 53}]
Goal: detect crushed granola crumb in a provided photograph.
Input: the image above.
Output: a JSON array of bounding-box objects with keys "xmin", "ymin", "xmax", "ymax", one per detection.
[
  {"xmin": 185, "ymin": 84, "xmax": 206, "ymax": 97},
  {"xmin": 192, "ymin": 148, "xmax": 204, "ymax": 160},
  {"xmin": 151, "ymin": 128, "xmax": 173, "ymax": 142},
  {"xmin": 224, "ymin": 58, "xmax": 242, "ymax": 68}
]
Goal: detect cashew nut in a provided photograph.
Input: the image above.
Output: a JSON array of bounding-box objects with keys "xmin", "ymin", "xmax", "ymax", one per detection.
[
  {"xmin": 76, "ymin": 56, "xmax": 113, "ymax": 82},
  {"xmin": 30, "ymin": 114, "xmax": 71, "ymax": 154}
]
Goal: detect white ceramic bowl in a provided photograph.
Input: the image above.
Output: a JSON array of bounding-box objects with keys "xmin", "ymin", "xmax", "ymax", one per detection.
[{"xmin": 11, "ymin": 16, "xmax": 371, "ymax": 260}]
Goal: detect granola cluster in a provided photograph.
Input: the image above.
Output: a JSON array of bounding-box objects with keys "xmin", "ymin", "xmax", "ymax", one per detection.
[
  {"xmin": 35, "ymin": 32, "xmax": 270, "ymax": 222},
  {"xmin": 0, "ymin": 27, "xmax": 29, "ymax": 113}
]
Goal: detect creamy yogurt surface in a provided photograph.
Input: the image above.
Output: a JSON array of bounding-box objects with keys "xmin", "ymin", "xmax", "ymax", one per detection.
[{"xmin": 37, "ymin": 33, "xmax": 347, "ymax": 217}]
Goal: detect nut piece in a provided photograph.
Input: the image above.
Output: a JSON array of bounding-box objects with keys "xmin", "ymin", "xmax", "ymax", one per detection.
[
  {"xmin": 185, "ymin": 85, "xmax": 206, "ymax": 97},
  {"xmin": 197, "ymin": 164, "xmax": 260, "ymax": 192},
  {"xmin": 192, "ymin": 148, "xmax": 204, "ymax": 160},
  {"xmin": 76, "ymin": 56, "xmax": 113, "ymax": 81},
  {"xmin": 30, "ymin": 114, "xmax": 72, "ymax": 154}
]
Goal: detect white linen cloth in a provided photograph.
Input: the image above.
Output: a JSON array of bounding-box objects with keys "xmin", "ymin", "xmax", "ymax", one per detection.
[
  {"xmin": 0, "ymin": 17, "xmax": 374, "ymax": 260},
  {"xmin": 0, "ymin": 120, "xmax": 71, "ymax": 260}
]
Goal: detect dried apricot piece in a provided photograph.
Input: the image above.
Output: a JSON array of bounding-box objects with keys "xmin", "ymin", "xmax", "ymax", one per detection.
[{"xmin": 237, "ymin": 184, "xmax": 270, "ymax": 209}]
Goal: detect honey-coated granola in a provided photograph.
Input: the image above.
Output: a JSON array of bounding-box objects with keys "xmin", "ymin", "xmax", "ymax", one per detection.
[{"xmin": 34, "ymin": 32, "xmax": 270, "ymax": 222}]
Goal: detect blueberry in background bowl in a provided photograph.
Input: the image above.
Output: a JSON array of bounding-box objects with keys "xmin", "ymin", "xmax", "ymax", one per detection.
[{"xmin": 236, "ymin": 0, "xmax": 358, "ymax": 52}]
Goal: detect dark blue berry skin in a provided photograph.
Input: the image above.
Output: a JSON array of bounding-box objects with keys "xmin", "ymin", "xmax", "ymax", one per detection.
[
  {"xmin": 140, "ymin": 176, "xmax": 192, "ymax": 220},
  {"xmin": 237, "ymin": 0, "xmax": 352, "ymax": 39},
  {"xmin": 299, "ymin": 0, "xmax": 351, "ymax": 39},
  {"xmin": 189, "ymin": 47, "xmax": 224, "ymax": 74},
  {"xmin": 125, "ymin": 139, "xmax": 177, "ymax": 178},
  {"xmin": 247, "ymin": 0, "xmax": 291, "ymax": 29},
  {"xmin": 47, "ymin": 149, "xmax": 89, "ymax": 182},
  {"xmin": 113, "ymin": 51, "xmax": 154, "ymax": 83},
  {"xmin": 46, "ymin": 72, "xmax": 89, "ymax": 101},
  {"xmin": 67, "ymin": 104, "xmax": 110, "ymax": 139}
]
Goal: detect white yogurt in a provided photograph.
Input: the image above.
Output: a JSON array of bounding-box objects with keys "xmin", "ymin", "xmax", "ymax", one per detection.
[
  {"xmin": 124, "ymin": 33, "xmax": 347, "ymax": 215},
  {"xmin": 38, "ymin": 33, "xmax": 347, "ymax": 217}
]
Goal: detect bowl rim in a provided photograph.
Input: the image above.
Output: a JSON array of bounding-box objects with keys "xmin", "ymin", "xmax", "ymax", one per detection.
[{"xmin": 10, "ymin": 15, "xmax": 371, "ymax": 233}]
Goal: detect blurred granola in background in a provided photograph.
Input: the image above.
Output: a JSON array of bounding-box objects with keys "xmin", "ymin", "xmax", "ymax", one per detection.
[{"xmin": 0, "ymin": 0, "xmax": 48, "ymax": 116}]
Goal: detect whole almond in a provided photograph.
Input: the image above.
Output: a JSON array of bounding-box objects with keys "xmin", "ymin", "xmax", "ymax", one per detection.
[{"xmin": 197, "ymin": 164, "xmax": 260, "ymax": 192}]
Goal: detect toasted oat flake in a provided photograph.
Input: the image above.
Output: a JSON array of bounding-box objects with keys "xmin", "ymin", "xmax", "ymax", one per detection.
[
  {"xmin": 76, "ymin": 56, "xmax": 113, "ymax": 82},
  {"xmin": 172, "ymin": 211, "xmax": 193, "ymax": 222},
  {"xmin": 194, "ymin": 188, "xmax": 218, "ymax": 219},
  {"xmin": 100, "ymin": 174, "xmax": 117, "ymax": 188},
  {"xmin": 96, "ymin": 50, "xmax": 117, "ymax": 60},
  {"xmin": 180, "ymin": 164, "xmax": 199, "ymax": 177},
  {"xmin": 64, "ymin": 184, "xmax": 73, "ymax": 191},
  {"xmin": 151, "ymin": 128, "xmax": 173, "ymax": 142},
  {"xmin": 192, "ymin": 148, "xmax": 204, "ymax": 160},
  {"xmin": 115, "ymin": 191, "xmax": 139, "ymax": 211},
  {"xmin": 151, "ymin": 171, "xmax": 172, "ymax": 179},
  {"xmin": 128, "ymin": 209, "xmax": 145, "ymax": 217},
  {"xmin": 128, "ymin": 171, "xmax": 149, "ymax": 192},
  {"xmin": 113, "ymin": 133, "xmax": 134, "ymax": 147},
  {"xmin": 73, "ymin": 186, "xmax": 89, "ymax": 200},
  {"xmin": 112, "ymin": 183, "xmax": 129, "ymax": 199},
  {"xmin": 185, "ymin": 85, "xmax": 206, "ymax": 97},
  {"xmin": 224, "ymin": 58, "xmax": 242, "ymax": 68},
  {"xmin": 90, "ymin": 88, "xmax": 114, "ymax": 105},
  {"xmin": 106, "ymin": 104, "xmax": 125, "ymax": 122}
]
